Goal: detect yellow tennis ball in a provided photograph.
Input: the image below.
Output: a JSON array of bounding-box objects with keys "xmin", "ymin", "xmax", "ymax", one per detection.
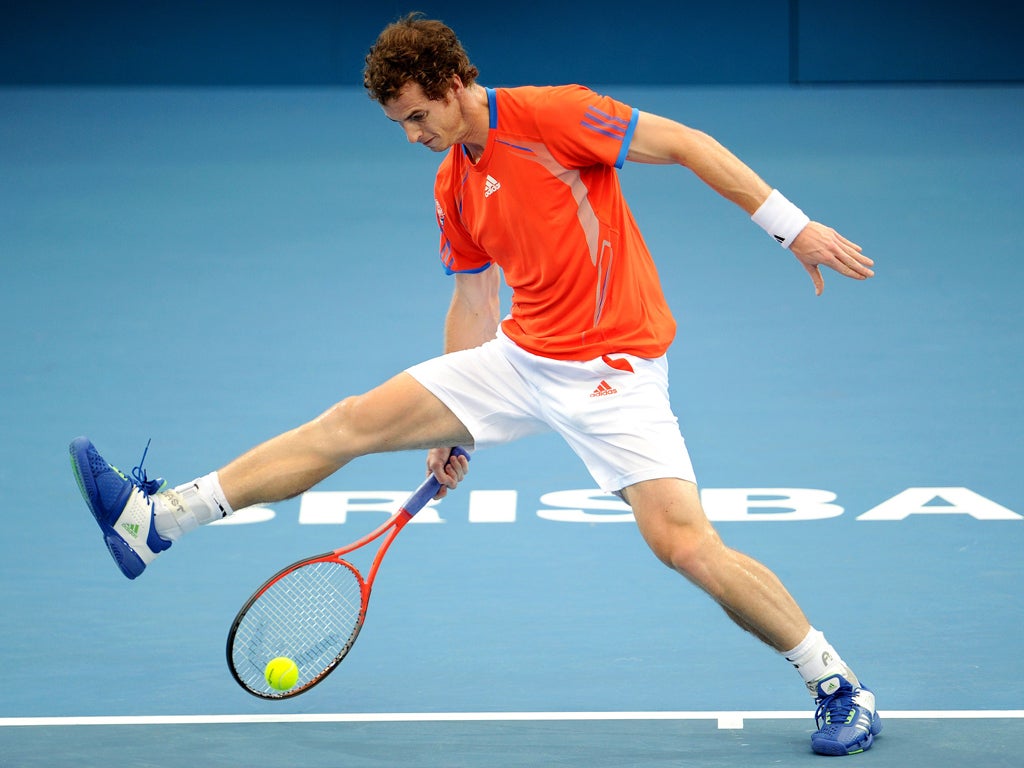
[{"xmin": 264, "ymin": 656, "xmax": 299, "ymax": 691}]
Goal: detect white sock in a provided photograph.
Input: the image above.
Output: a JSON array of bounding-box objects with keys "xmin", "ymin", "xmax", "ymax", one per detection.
[
  {"xmin": 782, "ymin": 627, "xmax": 859, "ymax": 695},
  {"xmin": 153, "ymin": 472, "xmax": 234, "ymax": 541}
]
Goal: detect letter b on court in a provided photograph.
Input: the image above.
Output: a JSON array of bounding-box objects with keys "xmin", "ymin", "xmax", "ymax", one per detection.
[{"xmin": 701, "ymin": 489, "xmax": 844, "ymax": 522}]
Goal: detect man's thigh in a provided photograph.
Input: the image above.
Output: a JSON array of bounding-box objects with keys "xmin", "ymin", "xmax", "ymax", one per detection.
[{"xmin": 335, "ymin": 371, "xmax": 476, "ymax": 453}]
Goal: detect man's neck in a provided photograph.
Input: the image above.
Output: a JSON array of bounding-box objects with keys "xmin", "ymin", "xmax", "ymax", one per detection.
[{"xmin": 459, "ymin": 83, "xmax": 491, "ymax": 162}]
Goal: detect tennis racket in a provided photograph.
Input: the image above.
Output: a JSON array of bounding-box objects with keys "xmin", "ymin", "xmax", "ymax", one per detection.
[{"xmin": 226, "ymin": 447, "xmax": 469, "ymax": 699}]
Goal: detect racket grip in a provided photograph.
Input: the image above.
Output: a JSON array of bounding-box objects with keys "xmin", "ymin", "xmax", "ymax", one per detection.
[{"xmin": 402, "ymin": 447, "xmax": 470, "ymax": 516}]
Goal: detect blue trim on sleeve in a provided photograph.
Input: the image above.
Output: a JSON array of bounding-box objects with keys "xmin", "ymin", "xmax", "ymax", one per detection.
[
  {"xmin": 442, "ymin": 260, "xmax": 494, "ymax": 277},
  {"xmin": 615, "ymin": 108, "xmax": 640, "ymax": 169}
]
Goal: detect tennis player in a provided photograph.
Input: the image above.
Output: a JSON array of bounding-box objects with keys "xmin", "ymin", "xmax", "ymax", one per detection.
[{"xmin": 70, "ymin": 13, "xmax": 880, "ymax": 757}]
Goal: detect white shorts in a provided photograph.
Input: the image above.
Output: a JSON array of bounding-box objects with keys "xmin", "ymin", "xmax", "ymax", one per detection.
[{"xmin": 405, "ymin": 330, "xmax": 695, "ymax": 493}]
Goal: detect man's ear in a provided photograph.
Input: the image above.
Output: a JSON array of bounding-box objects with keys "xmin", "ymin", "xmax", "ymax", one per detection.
[{"xmin": 446, "ymin": 75, "xmax": 466, "ymax": 101}]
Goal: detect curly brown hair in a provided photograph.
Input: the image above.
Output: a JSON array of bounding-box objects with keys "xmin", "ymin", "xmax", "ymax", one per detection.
[{"xmin": 363, "ymin": 13, "xmax": 479, "ymax": 105}]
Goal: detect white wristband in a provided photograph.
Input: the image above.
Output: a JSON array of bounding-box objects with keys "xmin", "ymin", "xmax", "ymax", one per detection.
[{"xmin": 751, "ymin": 189, "xmax": 810, "ymax": 249}]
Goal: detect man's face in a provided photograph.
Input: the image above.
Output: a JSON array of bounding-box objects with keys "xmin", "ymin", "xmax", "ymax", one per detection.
[{"xmin": 382, "ymin": 82, "xmax": 462, "ymax": 152}]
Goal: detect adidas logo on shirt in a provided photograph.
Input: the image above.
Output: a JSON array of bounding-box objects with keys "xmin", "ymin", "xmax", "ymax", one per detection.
[
  {"xmin": 484, "ymin": 175, "xmax": 501, "ymax": 198},
  {"xmin": 590, "ymin": 380, "xmax": 617, "ymax": 397}
]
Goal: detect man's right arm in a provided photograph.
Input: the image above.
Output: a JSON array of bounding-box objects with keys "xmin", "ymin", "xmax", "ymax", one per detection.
[
  {"xmin": 444, "ymin": 266, "xmax": 502, "ymax": 353},
  {"xmin": 425, "ymin": 265, "xmax": 501, "ymax": 496}
]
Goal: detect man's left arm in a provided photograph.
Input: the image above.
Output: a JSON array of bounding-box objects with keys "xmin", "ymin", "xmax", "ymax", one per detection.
[{"xmin": 627, "ymin": 111, "xmax": 874, "ymax": 295}]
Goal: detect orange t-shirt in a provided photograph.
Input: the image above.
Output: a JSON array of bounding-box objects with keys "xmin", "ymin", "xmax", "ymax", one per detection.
[{"xmin": 434, "ymin": 85, "xmax": 676, "ymax": 360}]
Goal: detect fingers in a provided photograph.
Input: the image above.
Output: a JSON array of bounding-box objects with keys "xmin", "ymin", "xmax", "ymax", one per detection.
[
  {"xmin": 793, "ymin": 223, "xmax": 874, "ymax": 294},
  {"xmin": 804, "ymin": 262, "xmax": 824, "ymax": 296},
  {"xmin": 441, "ymin": 451, "xmax": 470, "ymax": 488},
  {"xmin": 831, "ymin": 255, "xmax": 872, "ymax": 282},
  {"xmin": 824, "ymin": 228, "xmax": 874, "ymax": 279},
  {"xmin": 426, "ymin": 447, "xmax": 470, "ymax": 499},
  {"xmin": 834, "ymin": 236, "xmax": 874, "ymax": 279}
]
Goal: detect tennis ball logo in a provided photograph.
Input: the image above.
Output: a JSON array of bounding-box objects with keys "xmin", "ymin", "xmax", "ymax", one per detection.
[{"xmin": 264, "ymin": 657, "xmax": 300, "ymax": 691}]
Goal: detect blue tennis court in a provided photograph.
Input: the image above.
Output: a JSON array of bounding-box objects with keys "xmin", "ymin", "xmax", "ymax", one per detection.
[{"xmin": 1, "ymin": 79, "xmax": 1022, "ymax": 766}]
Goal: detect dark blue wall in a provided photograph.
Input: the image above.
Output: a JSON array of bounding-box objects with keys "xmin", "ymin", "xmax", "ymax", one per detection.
[
  {"xmin": 1, "ymin": 1, "xmax": 1021, "ymax": 86},
  {"xmin": 796, "ymin": 0, "xmax": 1024, "ymax": 82}
]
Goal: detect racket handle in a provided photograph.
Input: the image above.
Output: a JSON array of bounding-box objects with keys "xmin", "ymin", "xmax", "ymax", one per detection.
[{"xmin": 402, "ymin": 446, "xmax": 470, "ymax": 517}]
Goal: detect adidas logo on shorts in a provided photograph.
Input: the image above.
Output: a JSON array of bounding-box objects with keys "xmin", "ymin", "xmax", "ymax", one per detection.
[{"xmin": 590, "ymin": 380, "xmax": 617, "ymax": 397}]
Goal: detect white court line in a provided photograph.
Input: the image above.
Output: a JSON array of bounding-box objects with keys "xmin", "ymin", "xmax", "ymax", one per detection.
[{"xmin": 2, "ymin": 710, "xmax": 1023, "ymax": 730}]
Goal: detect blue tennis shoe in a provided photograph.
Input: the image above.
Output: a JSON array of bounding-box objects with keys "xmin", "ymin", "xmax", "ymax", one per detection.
[
  {"xmin": 811, "ymin": 674, "xmax": 883, "ymax": 756},
  {"xmin": 69, "ymin": 437, "xmax": 172, "ymax": 579}
]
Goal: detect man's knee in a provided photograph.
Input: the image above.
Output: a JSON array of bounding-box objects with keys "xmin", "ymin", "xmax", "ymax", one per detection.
[
  {"xmin": 649, "ymin": 522, "xmax": 724, "ymax": 579},
  {"xmin": 625, "ymin": 478, "xmax": 725, "ymax": 580},
  {"xmin": 308, "ymin": 395, "xmax": 377, "ymax": 458}
]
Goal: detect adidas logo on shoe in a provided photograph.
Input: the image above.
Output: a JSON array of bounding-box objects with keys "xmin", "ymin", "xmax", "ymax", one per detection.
[
  {"xmin": 121, "ymin": 522, "xmax": 141, "ymax": 539},
  {"xmin": 819, "ymin": 676, "xmax": 842, "ymax": 695},
  {"xmin": 590, "ymin": 380, "xmax": 617, "ymax": 398}
]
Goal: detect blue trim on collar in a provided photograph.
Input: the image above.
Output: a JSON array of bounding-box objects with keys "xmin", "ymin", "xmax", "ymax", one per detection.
[
  {"xmin": 486, "ymin": 88, "xmax": 498, "ymax": 129},
  {"xmin": 465, "ymin": 88, "xmax": 498, "ymax": 160}
]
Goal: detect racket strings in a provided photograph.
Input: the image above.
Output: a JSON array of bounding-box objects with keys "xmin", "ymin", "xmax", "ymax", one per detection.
[{"xmin": 231, "ymin": 559, "xmax": 363, "ymax": 694}]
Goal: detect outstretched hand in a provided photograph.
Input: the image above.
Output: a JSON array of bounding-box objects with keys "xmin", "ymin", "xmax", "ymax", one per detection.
[
  {"xmin": 426, "ymin": 446, "xmax": 470, "ymax": 500},
  {"xmin": 790, "ymin": 221, "xmax": 874, "ymax": 295}
]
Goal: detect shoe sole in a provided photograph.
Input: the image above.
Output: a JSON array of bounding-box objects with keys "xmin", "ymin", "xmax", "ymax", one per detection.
[
  {"xmin": 811, "ymin": 714, "xmax": 883, "ymax": 756},
  {"xmin": 813, "ymin": 731, "xmax": 874, "ymax": 756},
  {"xmin": 69, "ymin": 438, "xmax": 147, "ymax": 580}
]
